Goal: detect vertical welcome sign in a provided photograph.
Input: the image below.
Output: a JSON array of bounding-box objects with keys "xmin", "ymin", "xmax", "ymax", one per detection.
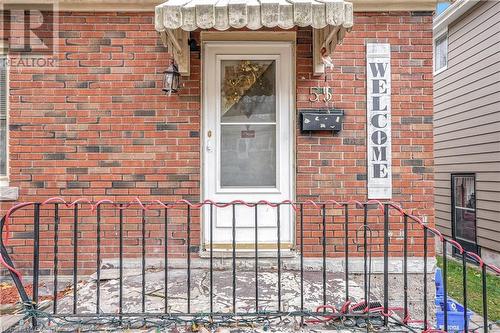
[{"xmin": 367, "ymin": 43, "xmax": 392, "ymax": 199}]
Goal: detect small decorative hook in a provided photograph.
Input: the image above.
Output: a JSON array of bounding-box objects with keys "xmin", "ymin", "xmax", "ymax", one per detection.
[{"xmin": 353, "ymin": 225, "xmax": 373, "ymax": 251}]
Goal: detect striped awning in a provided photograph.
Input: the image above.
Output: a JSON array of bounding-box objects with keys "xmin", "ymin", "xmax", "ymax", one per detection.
[
  {"xmin": 154, "ymin": 0, "xmax": 353, "ymax": 76},
  {"xmin": 155, "ymin": 0, "xmax": 353, "ymax": 32}
]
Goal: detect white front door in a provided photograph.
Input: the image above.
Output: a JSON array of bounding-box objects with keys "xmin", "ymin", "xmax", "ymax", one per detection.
[{"xmin": 202, "ymin": 42, "xmax": 294, "ymax": 249}]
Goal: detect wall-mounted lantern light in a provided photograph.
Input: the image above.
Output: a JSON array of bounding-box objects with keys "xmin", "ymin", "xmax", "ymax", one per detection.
[{"xmin": 162, "ymin": 59, "xmax": 180, "ymax": 95}]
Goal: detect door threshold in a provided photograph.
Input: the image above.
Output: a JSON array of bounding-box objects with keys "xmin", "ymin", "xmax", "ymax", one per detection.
[{"xmin": 199, "ymin": 248, "xmax": 297, "ymax": 259}]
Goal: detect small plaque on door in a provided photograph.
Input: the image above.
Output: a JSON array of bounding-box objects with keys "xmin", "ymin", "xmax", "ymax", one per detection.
[
  {"xmin": 300, "ymin": 109, "xmax": 344, "ymax": 132},
  {"xmin": 241, "ymin": 130, "xmax": 255, "ymax": 138}
]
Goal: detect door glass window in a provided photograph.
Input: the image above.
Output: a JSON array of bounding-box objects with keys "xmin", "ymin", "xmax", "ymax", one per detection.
[
  {"xmin": 221, "ymin": 60, "xmax": 276, "ymax": 123},
  {"xmin": 452, "ymin": 175, "xmax": 476, "ymax": 242},
  {"xmin": 221, "ymin": 125, "xmax": 276, "ymax": 187},
  {"xmin": 220, "ymin": 60, "xmax": 277, "ymax": 187}
]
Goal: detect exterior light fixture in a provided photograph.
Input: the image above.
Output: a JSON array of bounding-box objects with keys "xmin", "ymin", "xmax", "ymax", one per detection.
[{"xmin": 162, "ymin": 59, "xmax": 180, "ymax": 95}]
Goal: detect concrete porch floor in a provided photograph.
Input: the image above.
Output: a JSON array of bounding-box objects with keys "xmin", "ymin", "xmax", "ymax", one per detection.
[
  {"xmin": 57, "ymin": 268, "xmax": 366, "ymax": 314},
  {"xmin": 9, "ymin": 267, "xmax": 424, "ymax": 332},
  {"xmin": 6, "ymin": 265, "xmax": 498, "ymax": 332}
]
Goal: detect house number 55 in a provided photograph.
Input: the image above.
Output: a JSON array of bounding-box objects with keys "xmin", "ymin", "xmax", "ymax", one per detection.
[{"xmin": 309, "ymin": 87, "xmax": 333, "ymax": 103}]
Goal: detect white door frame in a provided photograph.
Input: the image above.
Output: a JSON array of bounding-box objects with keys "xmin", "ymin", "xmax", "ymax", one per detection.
[{"xmin": 201, "ymin": 41, "xmax": 295, "ymax": 250}]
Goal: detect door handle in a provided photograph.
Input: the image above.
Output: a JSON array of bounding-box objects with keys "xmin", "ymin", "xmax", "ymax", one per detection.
[{"xmin": 206, "ymin": 130, "xmax": 213, "ymax": 152}]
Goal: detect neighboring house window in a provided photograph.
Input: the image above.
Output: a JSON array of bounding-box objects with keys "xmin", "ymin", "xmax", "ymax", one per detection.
[
  {"xmin": 452, "ymin": 174, "xmax": 478, "ymax": 254},
  {"xmin": 0, "ymin": 57, "xmax": 7, "ymax": 180},
  {"xmin": 434, "ymin": 32, "xmax": 448, "ymax": 73}
]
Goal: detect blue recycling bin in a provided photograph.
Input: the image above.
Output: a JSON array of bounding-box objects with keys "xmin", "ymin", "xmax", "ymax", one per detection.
[
  {"xmin": 434, "ymin": 268, "xmax": 473, "ymax": 331},
  {"xmin": 435, "ymin": 268, "xmax": 444, "ymax": 303},
  {"xmin": 436, "ymin": 299, "xmax": 473, "ymax": 331}
]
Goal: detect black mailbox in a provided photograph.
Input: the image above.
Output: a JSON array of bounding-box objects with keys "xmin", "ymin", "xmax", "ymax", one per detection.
[{"xmin": 300, "ymin": 109, "xmax": 344, "ymax": 132}]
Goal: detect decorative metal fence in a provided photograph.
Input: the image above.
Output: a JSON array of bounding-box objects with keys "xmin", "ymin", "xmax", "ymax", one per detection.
[{"xmin": 1, "ymin": 198, "xmax": 499, "ymax": 332}]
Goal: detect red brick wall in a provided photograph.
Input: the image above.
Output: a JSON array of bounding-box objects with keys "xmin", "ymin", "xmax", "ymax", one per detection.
[
  {"xmin": 295, "ymin": 13, "xmax": 434, "ymax": 256},
  {"xmin": 1, "ymin": 11, "xmax": 434, "ymax": 275}
]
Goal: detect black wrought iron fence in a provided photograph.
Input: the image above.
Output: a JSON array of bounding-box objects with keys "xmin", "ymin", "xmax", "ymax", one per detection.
[{"xmin": 0, "ymin": 198, "xmax": 499, "ymax": 332}]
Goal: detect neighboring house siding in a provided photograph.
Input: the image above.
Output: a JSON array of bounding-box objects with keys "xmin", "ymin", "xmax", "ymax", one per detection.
[{"xmin": 434, "ymin": 1, "xmax": 500, "ymax": 253}]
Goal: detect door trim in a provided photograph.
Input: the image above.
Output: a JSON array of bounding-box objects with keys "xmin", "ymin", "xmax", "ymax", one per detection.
[
  {"xmin": 200, "ymin": 40, "xmax": 296, "ymax": 250},
  {"xmin": 200, "ymin": 31, "xmax": 296, "ymax": 43}
]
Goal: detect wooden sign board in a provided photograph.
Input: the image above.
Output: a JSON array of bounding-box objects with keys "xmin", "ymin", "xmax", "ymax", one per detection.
[{"xmin": 366, "ymin": 43, "xmax": 392, "ymax": 199}]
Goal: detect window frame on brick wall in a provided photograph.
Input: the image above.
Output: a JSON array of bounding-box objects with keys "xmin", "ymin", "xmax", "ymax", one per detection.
[
  {"xmin": 451, "ymin": 173, "xmax": 480, "ymax": 255},
  {"xmin": 433, "ymin": 28, "xmax": 448, "ymax": 74},
  {"xmin": 0, "ymin": 54, "xmax": 8, "ymax": 186}
]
